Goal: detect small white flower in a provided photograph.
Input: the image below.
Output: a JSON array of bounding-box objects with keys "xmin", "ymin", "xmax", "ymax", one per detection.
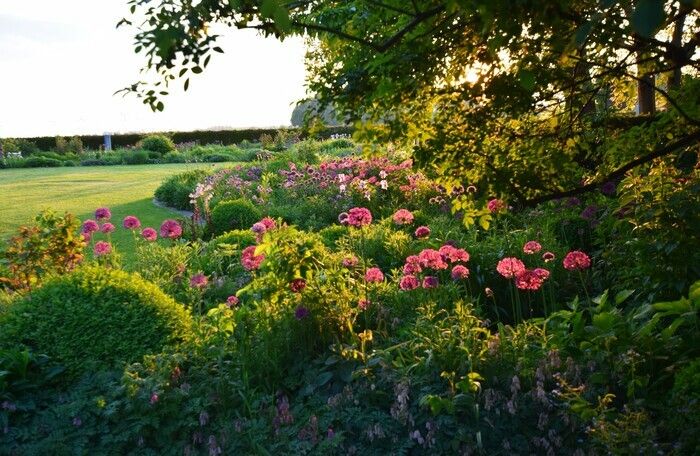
[
  {"xmin": 380, "ymin": 179, "xmax": 388, "ymax": 190},
  {"xmin": 339, "ymin": 184, "xmax": 346, "ymax": 193},
  {"xmin": 379, "ymin": 170, "xmax": 388, "ymax": 179}
]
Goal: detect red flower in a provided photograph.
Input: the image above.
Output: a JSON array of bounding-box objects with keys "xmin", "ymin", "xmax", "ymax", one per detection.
[
  {"xmin": 415, "ymin": 226, "xmax": 431, "ymax": 238},
  {"xmin": 563, "ymin": 251, "xmax": 591, "ymax": 270},
  {"xmin": 439, "ymin": 245, "xmax": 470, "ymax": 263},
  {"xmin": 358, "ymin": 299, "xmax": 371, "ymax": 311},
  {"xmin": 487, "ymin": 199, "xmax": 506, "ymax": 213},
  {"xmin": 533, "ymin": 268, "xmax": 550, "ymax": 280},
  {"xmin": 290, "ymin": 278, "xmax": 307, "ymax": 293},
  {"xmin": 496, "ymin": 257, "xmax": 526, "ymax": 279},
  {"xmin": 342, "ymin": 256, "xmax": 359, "ymax": 267},
  {"xmin": 226, "ymin": 295, "xmax": 240, "ymax": 307},
  {"xmin": 190, "ymin": 273, "xmax": 209, "ymax": 289},
  {"xmin": 542, "ymin": 251, "xmax": 555, "ymax": 263}
]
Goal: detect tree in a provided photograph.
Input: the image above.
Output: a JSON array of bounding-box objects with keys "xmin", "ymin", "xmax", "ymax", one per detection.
[{"xmin": 120, "ymin": 0, "xmax": 700, "ymax": 213}]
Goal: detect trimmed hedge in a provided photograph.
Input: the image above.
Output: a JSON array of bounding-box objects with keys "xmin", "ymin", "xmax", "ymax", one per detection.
[{"xmin": 0, "ymin": 266, "xmax": 192, "ymax": 376}]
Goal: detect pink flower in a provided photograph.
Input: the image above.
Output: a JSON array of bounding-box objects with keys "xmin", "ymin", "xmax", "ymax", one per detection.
[
  {"xmin": 342, "ymin": 256, "xmax": 358, "ymax": 267},
  {"xmin": 226, "ymin": 295, "xmax": 240, "ymax": 307},
  {"xmin": 392, "ymin": 209, "xmax": 414, "ymax": 225},
  {"xmin": 241, "ymin": 246, "xmax": 265, "ymax": 270},
  {"xmin": 399, "ymin": 275, "xmax": 420, "ymax": 290},
  {"xmin": 563, "ymin": 251, "xmax": 591, "ymax": 270},
  {"xmin": 533, "ymin": 268, "xmax": 550, "ymax": 280},
  {"xmin": 523, "ymin": 240, "xmax": 542, "ymax": 254},
  {"xmin": 347, "ymin": 207, "xmax": 372, "ymax": 227},
  {"xmin": 290, "ymin": 278, "xmax": 307, "ymax": 293},
  {"xmin": 403, "ymin": 261, "xmax": 422, "ymax": 275},
  {"xmin": 487, "ymin": 199, "xmax": 506, "ymax": 214},
  {"xmin": 422, "ymin": 276, "xmax": 439, "ymax": 289},
  {"xmin": 542, "ymin": 252, "xmax": 555, "ymax": 263},
  {"xmin": 514, "ymin": 270, "xmax": 544, "ymax": 291},
  {"xmin": 100, "ymin": 223, "xmax": 115, "ymax": 234},
  {"xmin": 95, "ymin": 207, "xmax": 111, "ymax": 221},
  {"xmin": 415, "ymin": 226, "xmax": 431, "ymax": 238},
  {"xmin": 260, "ymin": 217, "xmax": 276, "ymax": 231},
  {"xmin": 496, "ymin": 257, "xmax": 526, "ymax": 279},
  {"xmin": 190, "ymin": 273, "xmax": 208, "ymax": 289},
  {"xmin": 82, "ymin": 219, "xmax": 99, "ymax": 234},
  {"xmin": 93, "ymin": 241, "xmax": 111, "ymax": 256},
  {"xmin": 418, "ymin": 249, "xmax": 448, "ymax": 270},
  {"xmin": 150, "ymin": 393, "xmax": 159, "ymax": 405},
  {"xmin": 141, "ymin": 227, "xmax": 158, "ymax": 242},
  {"xmin": 160, "ymin": 219, "xmax": 182, "ymax": 239},
  {"xmin": 251, "ymin": 222, "xmax": 267, "ymax": 234},
  {"xmin": 81, "ymin": 231, "xmax": 92, "ymax": 242},
  {"xmin": 358, "ymin": 299, "xmax": 371, "ymax": 311},
  {"xmin": 451, "ymin": 265, "xmax": 470, "ymax": 280},
  {"xmin": 439, "ymin": 245, "xmax": 470, "ymax": 263},
  {"xmin": 123, "ymin": 216, "xmax": 141, "ymax": 230},
  {"xmin": 365, "ymin": 267, "xmax": 384, "ymax": 283}
]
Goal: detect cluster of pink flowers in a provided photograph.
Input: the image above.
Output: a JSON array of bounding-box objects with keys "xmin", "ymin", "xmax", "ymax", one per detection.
[
  {"xmin": 251, "ymin": 217, "xmax": 276, "ymax": 235},
  {"xmin": 345, "ymin": 207, "xmax": 373, "ymax": 227},
  {"xmin": 190, "ymin": 273, "xmax": 209, "ymax": 289},
  {"xmin": 563, "ymin": 251, "xmax": 591, "ymax": 270},
  {"xmin": 123, "ymin": 216, "xmax": 141, "ymax": 230},
  {"xmin": 95, "ymin": 207, "xmax": 111, "ymax": 221},
  {"xmin": 160, "ymin": 219, "xmax": 182, "ymax": 239},
  {"xmin": 241, "ymin": 246, "xmax": 265, "ymax": 271},
  {"xmin": 399, "ymin": 243, "xmax": 471, "ymax": 291},
  {"xmin": 142, "ymin": 227, "xmax": 158, "ymax": 242},
  {"xmin": 342, "ymin": 255, "xmax": 359, "ymax": 268},
  {"xmin": 93, "ymin": 241, "xmax": 111, "ymax": 256},
  {"xmin": 392, "ymin": 209, "xmax": 414, "ymax": 225},
  {"xmin": 523, "ymin": 240, "xmax": 542, "ymax": 254},
  {"xmin": 365, "ymin": 267, "xmax": 385, "ymax": 283},
  {"xmin": 487, "ymin": 198, "xmax": 506, "ymax": 214}
]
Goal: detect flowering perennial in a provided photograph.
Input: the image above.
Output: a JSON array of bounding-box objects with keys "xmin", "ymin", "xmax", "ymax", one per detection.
[
  {"xmin": 160, "ymin": 219, "xmax": 183, "ymax": 239},
  {"xmin": 563, "ymin": 251, "xmax": 591, "ymax": 270}
]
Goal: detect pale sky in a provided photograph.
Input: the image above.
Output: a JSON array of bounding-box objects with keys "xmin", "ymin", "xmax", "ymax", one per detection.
[{"xmin": 0, "ymin": 1, "xmax": 308, "ymax": 138}]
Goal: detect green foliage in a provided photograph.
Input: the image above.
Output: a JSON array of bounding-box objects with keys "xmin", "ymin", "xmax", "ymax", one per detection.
[
  {"xmin": 209, "ymin": 198, "xmax": 261, "ymax": 236},
  {"xmin": 138, "ymin": 134, "xmax": 176, "ymax": 155},
  {"xmin": 154, "ymin": 169, "xmax": 209, "ymax": 210},
  {"xmin": 55, "ymin": 136, "xmax": 83, "ymax": 154},
  {"xmin": 0, "ymin": 266, "xmax": 192, "ymax": 376},
  {"xmin": 123, "ymin": 149, "xmax": 149, "ymax": 165}
]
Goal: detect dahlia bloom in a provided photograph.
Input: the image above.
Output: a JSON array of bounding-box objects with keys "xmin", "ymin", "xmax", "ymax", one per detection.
[
  {"xmin": 290, "ymin": 278, "xmax": 307, "ymax": 293},
  {"xmin": 365, "ymin": 267, "xmax": 385, "ymax": 283},
  {"xmin": 141, "ymin": 227, "xmax": 158, "ymax": 242},
  {"xmin": 82, "ymin": 219, "xmax": 99, "ymax": 234},
  {"xmin": 294, "ymin": 306, "xmax": 310, "ymax": 320},
  {"xmin": 399, "ymin": 275, "xmax": 420, "ymax": 291},
  {"xmin": 241, "ymin": 246, "xmax": 265, "ymax": 271},
  {"xmin": 226, "ymin": 295, "xmax": 240, "ymax": 307},
  {"xmin": 563, "ymin": 251, "xmax": 591, "ymax": 270},
  {"xmin": 487, "ymin": 199, "xmax": 506, "ymax": 213},
  {"xmin": 418, "ymin": 249, "xmax": 448, "ymax": 270},
  {"xmin": 523, "ymin": 240, "xmax": 542, "ymax": 254},
  {"xmin": 95, "ymin": 207, "xmax": 111, "ymax": 221},
  {"xmin": 190, "ymin": 273, "xmax": 209, "ymax": 289},
  {"xmin": 160, "ymin": 219, "xmax": 183, "ymax": 239},
  {"xmin": 415, "ymin": 226, "xmax": 431, "ymax": 238},
  {"xmin": 514, "ymin": 270, "xmax": 544, "ymax": 291},
  {"xmin": 347, "ymin": 207, "xmax": 372, "ymax": 227},
  {"xmin": 496, "ymin": 257, "xmax": 526, "ymax": 279},
  {"xmin": 439, "ymin": 245, "xmax": 470, "ymax": 263},
  {"xmin": 451, "ymin": 265, "xmax": 470, "ymax": 280},
  {"xmin": 422, "ymin": 276, "xmax": 439, "ymax": 289},
  {"xmin": 123, "ymin": 215, "xmax": 141, "ymax": 230},
  {"xmin": 358, "ymin": 299, "xmax": 371, "ymax": 311},
  {"xmin": 100, "ymin": 223, "xmax": 115, "ymax": 234},
  {"xmin": 93, "ymin": 241, "xmax": 111, "ymax": 256},
  {"xmin": 542, "ymin": 252, "xmax": 555, "ymax": 263},
  {"xmin": 392, "ymin": 209, "xmax": 414, "ymax": 225},
  {"xmin": 342, "ymin": 256, "xmax": 359, "ymax": 268}
]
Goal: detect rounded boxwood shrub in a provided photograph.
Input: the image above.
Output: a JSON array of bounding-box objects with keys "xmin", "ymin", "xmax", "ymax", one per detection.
[
  {"xmin": 210, "ymin": 199, "xmax": 261, "ymax": 236},
  {"xmin": 154, "ymin": 169, "xmax": 209, "ymax": 210},
  {"xmin": 138, "ymin": 134, "xmax": 176, "ymax": 155},
  {"xmin": 0, "ymin": 266, "xmax": 192, "ymax": 376},
  {"xmin": 209, "ymin": 229, "xmax": 257, "ymax": 249}
]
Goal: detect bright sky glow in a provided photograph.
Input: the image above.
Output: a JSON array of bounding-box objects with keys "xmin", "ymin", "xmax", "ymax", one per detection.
[{"xmin": 0, "ymin": 1, "xmax": 308, "ymax": 138}]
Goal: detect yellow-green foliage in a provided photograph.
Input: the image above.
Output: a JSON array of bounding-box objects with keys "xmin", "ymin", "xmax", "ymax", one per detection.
[{"xmin": 0, "ymin": 266, "xmax": 192, "ymax": 376}]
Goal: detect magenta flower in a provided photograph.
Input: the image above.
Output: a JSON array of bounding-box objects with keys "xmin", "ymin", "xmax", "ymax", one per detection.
[
  {"xmin": 523, "ymin": 240, "xmax": 542, "ymax": 254},
  {"xmin": 226, "ymin": 295, "xmax": 240, "ymax": 307},
  {"xmin": 95, "ymin": 207, "xmax": 111, "ymax": 221},
  {"xmin": 358, "ymin": 299, "xmax": 370, "ymax": 311},
  {"xmin": 123, "ymin": 215, "xmax": 141, "ymax": 230},
  {"xmin": 82, "ymin": 219, "xmax": 99, "ymax": 234},
  {"xmin": 496, "ymin": 257, "xmax": 526, "ymax": 279},
  {"xmin": 533, "ymin": 268, "xmax": 550, "ymax": 280},
  {"xmin": 439, "ymin": 245, "xmax": 469, "ymax": 263},
  {"xmin": 563, "ymin": 251, "xmax": 591, "ymax": 270},
  {"xmin": 418, "ymin": 249, "xmax": 448, "ymax": 270},
  {"xmin": 93, "ymin": 241, "xmax": 111, "ymax": 256},
  {"xmin": 160, "ymin": 219, "xmax": 182, "ymax": 239},
  {"xmin": 251, "ymin": 222, "xmax": 267, "ymax": 235},
  {"xmin": 241, "ymin": 246, "xmax": 265, "ymax": 270},
  {"xmin": 141, "ymin": 227, "xmax": 158, "ymax": 242},
  {"xmin": 487, "ymin": 199, "xmax": 506, "ymax": 213},
  {"xmin": 346, "ymin": 207, "xmax": 372, "ymax": 227},
  {"xmin": 422, "ymin": 276, "xmax": 439, "ymax": 289},
  {"xmin": 392, "ymin": 209, "xmax": 414, "ymax": 225},
  {"xmin": 81, "ymin": 231, "xmax": 92, "ymax": 242},
  {"xmin": 542, "ymin": 252, "xmax": 555, "ymax": 263},
  {"xmin": 399, "ymin": 275, "xmax": 420, "ymax": 291},
  {"xmin": 451, "ymin": 265, "xmax": 470, "ymax": 280},
  {"xmin": 260, "ymin": 217, "xmax": 276, "ymax": 231},
  {"xmin": 290, "ymin": 278, "xmax": 307, "ymax": 293},
  {"xmin": 403, "ymin": 261, "xmax": 422, "ymax": 275},
  {"xmin": 415, "ymin": 226, "xmax": 431, "ymax": 239},
  {"xmin": 514, "ymin": 270, "xmax": 544, "ymax": 291},
  {"xmin": 365, "ymin": 267, "xmax": 384, "ymax": 283},
  {"xmin": 294, "ymin": 306, "xmax": 310, "ymax": 320},
  {"xmin": 342, "ymin": 256, "xmax": 359, "ymax": 268},
  {"xmin": 150, "ymin": 393, "xmax": 159, "ymax": 405},
  {"xmin": 190, "ymin": 273, "xmax": 208, "ymax": 289},
  {"xmin": 100, "ymin": 223, "xmax": 115, "ymax": 234}
]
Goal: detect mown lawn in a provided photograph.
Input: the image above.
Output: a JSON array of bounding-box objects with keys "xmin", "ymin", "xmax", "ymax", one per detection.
[{"xmin": 0, "ymin": 163, "xmax": 224, "ymax": 257}]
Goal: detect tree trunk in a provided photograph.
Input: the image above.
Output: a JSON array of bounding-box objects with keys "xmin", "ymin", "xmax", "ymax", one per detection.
[
  {"xmin": 637, "ymin": 52, "xmax": 655, "ymax": 115},
  {"xmin": 668, "ymin": 9, "xmax": 687, "ymax": 89}
]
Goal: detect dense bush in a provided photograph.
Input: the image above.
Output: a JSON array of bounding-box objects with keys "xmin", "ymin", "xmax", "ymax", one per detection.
[
  {"xmin": 0, "ymin": 266, "xmax": 192, "ymax": 376},
  {"xmin": 209, "ymin": 198, "xmax": 261, "ymax": 236},
  {"xmin": 22, "ymin": 156, "xmax": 63, "ymax": 168},
  {"xmin": 138, "ymin": 134, "xmax": 176, "ymax": 155},
  {"xmin": 154, "ymin": 169, "xmax": 209, "ymax": 210},
  {"xmin": 123, "ymin": 150, "xmax": 149, "ymax": 165}
]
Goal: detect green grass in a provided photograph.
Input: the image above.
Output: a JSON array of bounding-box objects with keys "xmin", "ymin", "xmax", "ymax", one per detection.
[{"xmin": 0, "ymin": 163, "xmax": 225, "ymax": 258}]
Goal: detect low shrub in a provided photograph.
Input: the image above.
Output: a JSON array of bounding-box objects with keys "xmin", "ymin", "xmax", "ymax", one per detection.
[
  {"xmin": 123, "ymin": 150, "xmax": 149, "ymax": 165},
  {"xmin": 138, "ymin": 134, "xmax": 176, "ymax": 155},
  {"xmin": 209, "ymin": 199, "xmax": 261, "ymax": 236},
  {"xmin": 162, "ymin": 152, "xmax": 189, "ymax": 163},
  {"xmin": 0, "ymin": 266, "xmax": 192, "ymax": 376},
  {"xmin": 209, "ymin": 229, "xmax": 257, "ymax": 249},
  {"xmin": 154, "ymin": 169, "xmax": 209, "ymax": 210},
  {"xmin": 23, "ymin": 157, "xmax": 63, "ymax": 168}
]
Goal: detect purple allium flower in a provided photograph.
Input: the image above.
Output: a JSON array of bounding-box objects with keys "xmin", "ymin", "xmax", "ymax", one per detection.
[
  {"xmin": 100, "ymin": 223, "xmax": 115, "ymax": 234},
  {"xmin": 123, "ymin": 215, "xmax": 141, "ymax": 230},
  {"xmin": 422, "ymin": 276, "xmax": 439, "ymax": 289},
  {"xmin": 581, "ymin": 204, "xmax": 598, "ymax": 221},
  {"xmin": 93, "ymin": 241, "xmax": 111, "ymax": 256},
  {"xmin": 600, "ymin": 181, "xmax": 616, "ymax": 196},
  {"xmin": 82, "ymin": 219, "xmax": 99, "ymax": 234},
  {"xmin": 294, "ymin": 306, "xmax": 310, "ymax": 320},
  {"xmin": 95, "ymin": 207, "xmax": 111, "ymax": 221},
  {"xmin": 160, "ymin": 219, "xmax": 182, "ymax": 239},
  {"xmin": 141, "ymin": 227, "xmax": 158, "ymax": 242}
]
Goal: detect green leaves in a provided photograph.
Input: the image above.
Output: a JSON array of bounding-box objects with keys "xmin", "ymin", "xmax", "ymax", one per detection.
[{"xmin": 631, "ymin": 0, "xmax": 665, "ymax": 37}]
